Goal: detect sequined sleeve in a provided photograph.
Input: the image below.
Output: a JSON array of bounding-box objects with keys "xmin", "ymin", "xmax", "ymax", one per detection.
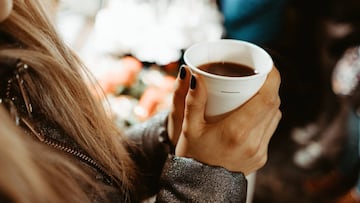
[{"xmin": 157, "ymin": 156, "xmax": 248, "ymax": 203}]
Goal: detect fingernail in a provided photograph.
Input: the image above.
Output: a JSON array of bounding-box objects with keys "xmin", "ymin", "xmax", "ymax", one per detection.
[
  {"xmin": 190, "ymin": 75, "xmax": 196, "ymax": 89},
  {"xmin": 179, "ymin": 65, "xmax": 186, "ymax": 80}
]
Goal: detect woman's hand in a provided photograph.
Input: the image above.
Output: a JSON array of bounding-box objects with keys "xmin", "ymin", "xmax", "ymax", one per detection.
[{"xmin": 168, "ymin": 65, "xmax": 281, "ymax": 175}]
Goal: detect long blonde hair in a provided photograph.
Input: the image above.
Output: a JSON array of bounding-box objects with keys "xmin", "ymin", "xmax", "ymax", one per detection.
[
  {"xmin": 0, "ymin": 106, "xmax": 105, "ymax": 203},
  {"xmin": 0, "ymin": 0, "xmax": 136, "ymax": 200}
]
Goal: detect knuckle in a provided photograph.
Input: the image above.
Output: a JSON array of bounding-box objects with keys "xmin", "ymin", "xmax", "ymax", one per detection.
[
  {"xmin": 226, "ymin": 127, "xmax": 247, "ymax": 146},
  {"xmin": 271, "ymin": 67, "xmax": 282, "ymax": 86},
  {"xmin": 264, "ymin": 94, "xmax": 281, "ymax": 108},
  {"xmin": 185, "ymin": 98, "xmax": 201, "ymax": 112},
  {"xmin": 181, "ymin": 123, "xmax": 191, "ymax": 138},
  {"xmin": 244, "ymin": 144, "xmax": 259, "ymax": 158}
]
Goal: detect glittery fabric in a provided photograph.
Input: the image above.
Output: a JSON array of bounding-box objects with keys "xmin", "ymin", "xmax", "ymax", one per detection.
[{"xmin": 157, "ymin": 156, "xmax": 247, "ymax": 203}]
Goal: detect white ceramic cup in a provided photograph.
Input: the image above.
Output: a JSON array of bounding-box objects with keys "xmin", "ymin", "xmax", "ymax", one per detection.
[{"xmin": 184, "ymin": 39, "xmax": 273, "ymax": 121}]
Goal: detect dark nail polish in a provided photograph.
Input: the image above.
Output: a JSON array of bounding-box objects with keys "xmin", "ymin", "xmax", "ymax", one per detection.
[
  {"xmin": 179, "ymin": 65, "xmax": 186, "ymax": 79},
  {"xmin": 190, "ymin": 75, "xmax": 196, "ymax": 89}
]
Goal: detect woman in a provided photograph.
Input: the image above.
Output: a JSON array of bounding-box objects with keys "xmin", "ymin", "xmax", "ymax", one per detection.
[{"xmin": 0, "ymin": 0, "xmax": 281, "ymax": 202}]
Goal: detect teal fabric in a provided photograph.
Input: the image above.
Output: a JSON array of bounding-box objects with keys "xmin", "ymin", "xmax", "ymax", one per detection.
[
  {"xmin": 336, "ymin": 108, "xmax": 360, "ymax": 193},
  {"xmin": 354, "ymin": 110, "xmax": 360, "ymax": 193},
  {"xmin": 219, "ymin": 0, "xmax": 287, "ymax": 44},
  {"xmin": 336, "ymin": 109, "xmax": 360, "ymax": 173}
]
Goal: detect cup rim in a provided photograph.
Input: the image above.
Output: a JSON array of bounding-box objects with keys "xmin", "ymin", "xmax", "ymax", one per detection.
[{"xmin": 184, "ymin": 39, "xmax": 273, "ymax": 81}]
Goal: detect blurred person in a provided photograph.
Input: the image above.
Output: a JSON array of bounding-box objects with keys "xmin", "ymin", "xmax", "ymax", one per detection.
[{"xmin": 0, "ymin": 0, "xmax": 282, "ymax": 202}]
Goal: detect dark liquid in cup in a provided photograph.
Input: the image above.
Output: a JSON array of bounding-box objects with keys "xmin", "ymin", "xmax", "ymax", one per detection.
[{"xmin": 198, "ymin": 62, "xmax": 257, "ymax": 77}]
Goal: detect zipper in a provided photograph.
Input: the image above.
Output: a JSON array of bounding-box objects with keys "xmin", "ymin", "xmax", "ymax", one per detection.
[
  {"xmin": 21, "ymin": 117, "xmax": 115, "ymax": 186},
  {"xmin": 3, "ymin": 61, "xmax": 116, "ymax": 186},
  {"xmin": 43, "ymin": 137, "xmax": 115, "ymax": 186}
]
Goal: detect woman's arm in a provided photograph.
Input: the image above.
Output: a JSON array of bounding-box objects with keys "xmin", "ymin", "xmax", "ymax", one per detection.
[{"xmin": 125, "ymin": 111, "xmax": 248, "ymax": 202}]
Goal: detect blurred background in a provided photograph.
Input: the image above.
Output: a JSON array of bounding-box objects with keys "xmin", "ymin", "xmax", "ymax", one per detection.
[{"xmin": 53, "ymin": 0, "xmax": 360, "ymax": 202}]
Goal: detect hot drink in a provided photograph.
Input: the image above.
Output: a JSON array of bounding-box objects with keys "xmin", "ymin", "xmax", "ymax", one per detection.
[
  {"xmin": 184, "ymin": 39, "xmax": 273, "ymax": 119},
  {"xmin": 198, "ymin": 62, "xmax": 257, "ymax": 77}
]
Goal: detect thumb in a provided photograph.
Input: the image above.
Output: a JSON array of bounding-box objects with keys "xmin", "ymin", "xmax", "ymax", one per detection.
[{"xmin": 183, "ymin": 74, "xmax": 207, "ymax": 132}]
